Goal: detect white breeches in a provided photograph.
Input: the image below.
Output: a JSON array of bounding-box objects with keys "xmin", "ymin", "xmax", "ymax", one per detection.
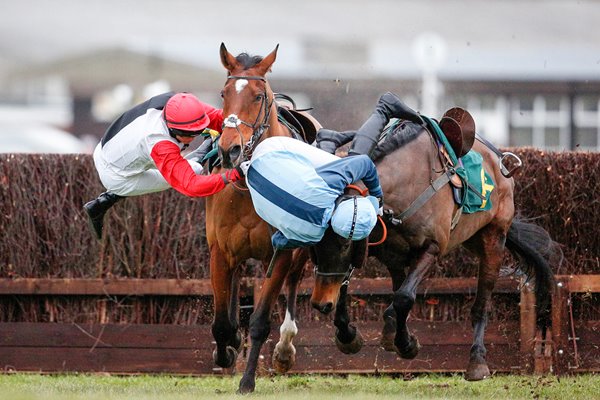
[{"xmin": 92, "ymin": 144, "xmax": 203, "ymax": 196}]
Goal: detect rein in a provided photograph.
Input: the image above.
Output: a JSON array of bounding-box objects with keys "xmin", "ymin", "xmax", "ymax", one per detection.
[
  {"xmin": 224, "ymin": 75, "xmax": 273, "ymax": 161},
  {"xmin": 345, "ymin": 184, "xmax": 387, "ymax": 247}
]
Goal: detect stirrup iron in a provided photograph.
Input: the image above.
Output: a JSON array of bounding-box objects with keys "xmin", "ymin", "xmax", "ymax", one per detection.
[{"xmin": 499, "ymin": 151, "xmax": 522, "ymax": 178}]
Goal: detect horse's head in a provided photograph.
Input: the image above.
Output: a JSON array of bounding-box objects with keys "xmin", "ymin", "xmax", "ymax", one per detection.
[
  {"xmin": 309, "ymin": 228, "xmax": 368, "ymax": 315},
  {"xmin": 218, "ymin": 43, "xmax": 279, "ymax": 168}
]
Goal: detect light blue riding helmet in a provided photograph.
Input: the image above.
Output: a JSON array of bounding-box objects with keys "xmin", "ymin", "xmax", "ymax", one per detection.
[{"xmin": 330, "ymin": 195, "xmax": 378, "ymax": 240}]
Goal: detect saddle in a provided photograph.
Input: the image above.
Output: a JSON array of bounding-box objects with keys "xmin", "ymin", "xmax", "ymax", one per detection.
[
  {"xmin": 277, "ymin": 105, "xmax": 321, "ymax": 144},
  {"xmin": 383, "ymin": 108, "xmax": 493, "ymax": 229},
  {"xmin": 425, "ymin": 107, "xmax": 477, "ymax": 205},
  {"xmin": 438, "ymin": 107, "xmax": 522, "ymax": 178},
  {"xmin": 439, "ymin": 107, "xmax": 476, "ymax": 158},
  {"xmin": 421, "ymin": 115, "xmax": 462, "ymax": 203}
]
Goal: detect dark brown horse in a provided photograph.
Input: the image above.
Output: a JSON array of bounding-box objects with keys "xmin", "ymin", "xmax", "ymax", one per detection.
[
  {"xmin": 310, "ymin": 120, "xmax": 561, "ymax": 380},
  {"xmin": 206, "ymin": 43, "xmax": 313, "ymax": 394}
]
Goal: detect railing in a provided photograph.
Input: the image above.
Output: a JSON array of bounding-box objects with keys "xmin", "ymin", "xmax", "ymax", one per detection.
[{"xmin": 0, "ymin": 276, "xmax": 598, "ymax": 375}]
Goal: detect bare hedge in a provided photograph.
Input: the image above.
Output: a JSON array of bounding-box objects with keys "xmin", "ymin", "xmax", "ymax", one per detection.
[
  {"xmin": 0, "ymin": 154, "xmax": 208, "ymax": 279},
  {"xmin": 0, "ymin": 148, "xmax": 598, "ymax": 280}
]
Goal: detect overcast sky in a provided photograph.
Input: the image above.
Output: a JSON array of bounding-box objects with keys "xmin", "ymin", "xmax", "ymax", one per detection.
[{"xmin": 2, "ymin": 0, "xmax": 600, "ymax": 79}]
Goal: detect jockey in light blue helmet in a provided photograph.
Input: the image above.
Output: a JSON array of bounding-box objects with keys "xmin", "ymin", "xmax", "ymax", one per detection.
[
  {"xmin": 241, "ymin": 136, "xmax": 383, "ymax": 249},
  {"xmin": 330, "ymin": 195, "xmax": 378, "ymax": 240}
]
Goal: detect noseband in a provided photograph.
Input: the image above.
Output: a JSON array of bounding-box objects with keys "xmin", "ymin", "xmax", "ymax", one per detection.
[
  {"xmin": 310, "ymin": 246, "xmax": 356, "ymax": 287},
  {"xmin": 224, "ymin": 75, "xmax": 273, "ymax": 161},
  {"xmin": 313, "ymin": 263, "xmax": 355, "ymax": 287}
]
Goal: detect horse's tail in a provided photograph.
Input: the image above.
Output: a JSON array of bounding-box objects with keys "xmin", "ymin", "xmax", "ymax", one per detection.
[{"xmin": 505, "ymin": 218, "xmax": 563, "ymax": 330}]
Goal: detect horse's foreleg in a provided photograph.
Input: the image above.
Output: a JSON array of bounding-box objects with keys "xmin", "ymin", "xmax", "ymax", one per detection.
[
  {"xmin": 333, "ymin": 284, "xmax": 364, "ymax": 354},
  {"xmin": 239, "ymin": 251, "xmax": 292, "ymax": 394},
  {"xmin": 228, "ymin": 266, "xmax": 243, "ymax": 352},
  {"xmin": 272, "ymin": 252, "xmax": 306, "ymax": 373},
  {"xmin": 393, "ymin": 241, "xmax": 439, "ymax": 359},
  {"xmin": 465, "ymin": 228, "xmax": 505, "ymax": 381},
  {"xmin": 210, "ymin": 246, "xmax": 239, "ymax": 369},
  {"xmin": 381, "ymin": 267, "xmax": 407, "ymax": 352}
]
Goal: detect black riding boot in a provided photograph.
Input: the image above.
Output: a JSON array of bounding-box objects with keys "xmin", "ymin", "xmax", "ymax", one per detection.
[
  {"xmin": 83, "ymin": 192, "xmax": 124, "ymax": 240},
  {"xmin": 315, "ymin": 129, "xmax": 356, "ymax": 154},
  {"xmin": 348, "ymin": 92, "xmax": 424, "ymax": 158}
]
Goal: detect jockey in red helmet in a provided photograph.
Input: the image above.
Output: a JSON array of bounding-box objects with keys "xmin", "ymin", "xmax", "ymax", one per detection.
[
  {"xmin": 83, "ymin": 92, "xmax": 242, "ymax": 240},
  {"xmin": 164, "ymin": 92, "xmax": 211, "ymax": 132}
]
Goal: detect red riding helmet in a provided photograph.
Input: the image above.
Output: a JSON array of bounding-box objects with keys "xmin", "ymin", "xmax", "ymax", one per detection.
[{"xmin": 164, "ymin": 93, "xmax": 210, "ymax": 131}]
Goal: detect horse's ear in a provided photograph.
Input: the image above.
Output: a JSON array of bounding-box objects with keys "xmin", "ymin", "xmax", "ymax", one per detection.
[
  {"xmin": 256, "ymin": 44, "xmax": 279, "ymax": 76},
  {"xmin": 220, "ymin": 42, "xmax": 239, "ymax": 72}
]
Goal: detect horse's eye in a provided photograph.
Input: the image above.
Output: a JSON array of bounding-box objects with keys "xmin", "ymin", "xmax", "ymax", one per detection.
[
  {"xmin": 255, "ymin": 94, "xmax": 264, "ymax": 102},
  {"xmin": 220, "ymin": 90, "xmax": 225, "ymax": 98}
]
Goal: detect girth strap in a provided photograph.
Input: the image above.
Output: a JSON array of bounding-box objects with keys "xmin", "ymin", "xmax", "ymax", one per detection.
[{"xmin": 386, "ymin": 168, "xmax": 456, "ymax": 226}]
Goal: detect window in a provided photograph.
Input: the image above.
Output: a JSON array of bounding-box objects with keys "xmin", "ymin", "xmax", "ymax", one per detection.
[
  {"xmin": 573, "ymin": 127, "xmax": 597, "ymax": 148},
  {"xmin": 574, "ymin": 96, "xmax": 600, "ymax": 150},
  {"xmin": 511, "ymin": 127, "xmax": 533, "ymax": 147},
  {"xmin": 509, "ymin": 95, "xmax": 570, "ymax": 150}
]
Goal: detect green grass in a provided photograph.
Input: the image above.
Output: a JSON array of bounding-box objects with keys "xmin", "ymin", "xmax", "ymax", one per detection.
[{"xmin": 0, "ymin": 373, "xmax": 598, "ymax": 400}]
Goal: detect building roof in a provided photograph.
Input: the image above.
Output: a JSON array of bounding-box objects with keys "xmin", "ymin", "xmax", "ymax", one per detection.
[{"xmin": 6, "ymin": 47, "xmax": 225, "ymax": 96}]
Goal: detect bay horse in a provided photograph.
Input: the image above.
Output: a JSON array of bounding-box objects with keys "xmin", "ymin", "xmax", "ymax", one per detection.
[
  {"xmin": 309, "ymin": 120, "xmax": 561, "ymax": 380},
  {"xmin": 206, "ymin": 43, "xmax": 314, "ymax": 394}
]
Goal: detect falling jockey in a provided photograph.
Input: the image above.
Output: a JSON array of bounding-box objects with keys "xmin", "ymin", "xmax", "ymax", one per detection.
[
  {"xmin": 83, "ymin": 92, "xmax": 242, "ymax": 240},
  {"xmin": 316, "ymin": 91, "xmax": 425, "ymax": 157},
  {"xmin": 242, "ymin": 92, "xmax": 415, "ymax": 248}
]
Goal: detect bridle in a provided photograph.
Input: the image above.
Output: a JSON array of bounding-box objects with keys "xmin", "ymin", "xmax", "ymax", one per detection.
[
  {"xmin": 314, "ymin": 264, "xmax": 355, "ymax": 287},
  {"xmin": 223, "ymin": 75, "xmax": 274, "ymax": 161},
  {"xmin": 310, "ymin": 242, "xmax": 356, "ymax": 287},
  {"xmin": 312, "ymin": 251, "xmax": 356, "ymax": 287},
  {"xmin": 310, "ymin": 183, "xmax": 389, "ymax": 287}
]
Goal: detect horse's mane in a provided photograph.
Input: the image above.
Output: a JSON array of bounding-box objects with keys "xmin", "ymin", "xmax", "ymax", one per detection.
[
  {"xmin": 372, "ymin": 120, "xmax": 424, "ymax": 162},
  {"xmin": 235, "ymin": 52, "xmax": 264, "ymax": 70}
]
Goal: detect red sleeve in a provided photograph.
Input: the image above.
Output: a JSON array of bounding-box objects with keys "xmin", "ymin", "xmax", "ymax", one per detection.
[
  {"xmin": 205, "ymin": 106, "xmax": 224, "ymax": 132},
  {"xmin": 150, "ymin": 140, "xmax": 239, "ymax": 197}
]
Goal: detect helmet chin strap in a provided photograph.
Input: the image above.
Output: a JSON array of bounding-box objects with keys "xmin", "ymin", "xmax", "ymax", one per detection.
[{"xmin": 347, "ymin": 196, "xmax": 358, "ymax": 240}]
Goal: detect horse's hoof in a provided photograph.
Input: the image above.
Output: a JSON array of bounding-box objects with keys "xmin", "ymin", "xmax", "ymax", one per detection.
[
  {"xmin": 397, "ymin": 335, "xmax": 421, "ymax": 359},
  {"xmin": 272, "ymin": 342, "xmax": 296, "ymax": 373},
  {"xmin": 465, "ymin": 363, "xmax": 491, "ymax": 381},
  {"xmin": 238, "ymin": 376, "xmax": 256, "ymax": 394},
  {"xmin": 380, "ymin": 332, "xmax": 398, "ymax": 353},
  {"xmin": 212, "ymin": 346, "xmax": 238, "ymax": 369},
  {"xmin": 335, "ymin": 329, "xmax": 364, "ymax": 354}
]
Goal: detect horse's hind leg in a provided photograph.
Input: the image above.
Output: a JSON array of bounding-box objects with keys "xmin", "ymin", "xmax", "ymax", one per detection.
[
  {"xmin": 393, "ymin": 241, "xmax": 439, "ymax": 359},
  {"xmin": 272, "ymin": 251, "xmax": 307, "ymax": 373},
  {"xmin": 333, "ymin": 283, "xmax": 364, "ymax": 354},
  {"xmin": 464, "ymin": 225, "xmax": 506, "ymax": 381}
]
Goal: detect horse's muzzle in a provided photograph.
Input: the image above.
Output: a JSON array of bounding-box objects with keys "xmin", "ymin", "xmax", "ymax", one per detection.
[
  {"xmin": 312, "ymin": 300, "xmax": 334, "ymax": 315},
  {"xmin": 219, "ymin": 144, "xmax": 242, "ymax": 169}
]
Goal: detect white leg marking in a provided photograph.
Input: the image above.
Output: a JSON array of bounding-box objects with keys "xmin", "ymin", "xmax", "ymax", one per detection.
[{"xmin": 279, "ymin": 310, "xmax": 298, "ymax": 342}]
